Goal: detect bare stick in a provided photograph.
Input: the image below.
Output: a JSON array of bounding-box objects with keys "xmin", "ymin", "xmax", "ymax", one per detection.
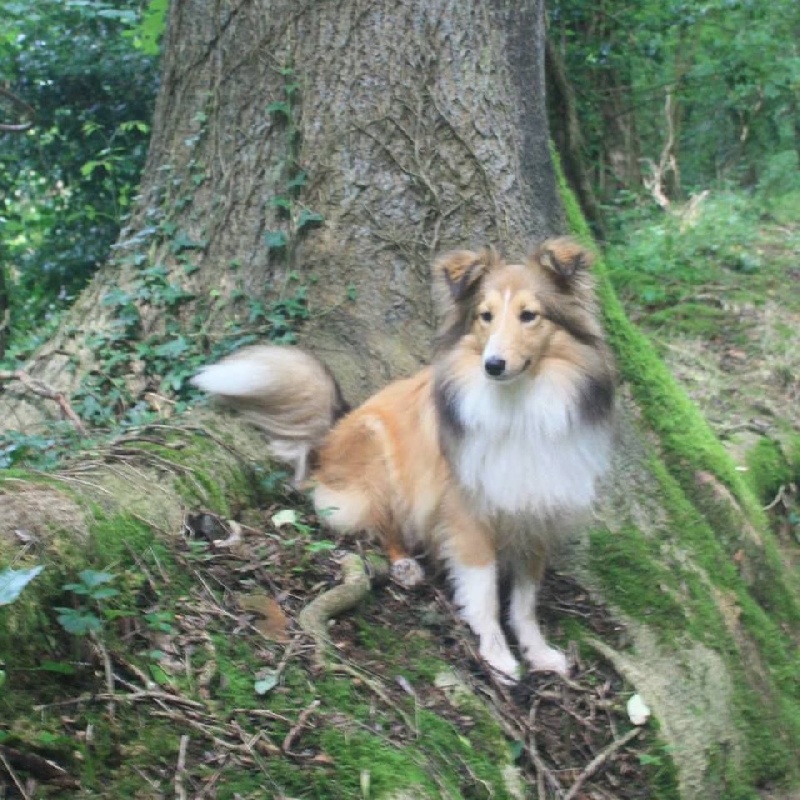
[
  {"xmin": 174, "ymin": 734, "xmax": 189, "ymax": 800},
  {"xmin": 563, "ymin": 727, "xmax": 641, "ymax": 800},
  {"xmin": 0, "ymin": 748, "xmax": 31, "ymax": 800},
  {"xmin": 282, "ymin": 699, "xmax": 320, "ymax": 755},
  {"xmin": 0, "ymin": 369, "xmax": 86, "ymax": 435},
  {"xmin": 90, "ymin": 634, "xmax": 116, "ymax": 721}
]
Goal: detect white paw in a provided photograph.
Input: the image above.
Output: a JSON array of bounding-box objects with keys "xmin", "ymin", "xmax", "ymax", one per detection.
[
  {"xmin": 524, "ymin": 644, "xmax": 568, "ymax": 676},
  {"xmin": 390, "ymin": 557, "xmax": 425, "ymax": 589},
  {"xmin": 481, "ymin": 635, "xmax": 521, "ymax": 684}
]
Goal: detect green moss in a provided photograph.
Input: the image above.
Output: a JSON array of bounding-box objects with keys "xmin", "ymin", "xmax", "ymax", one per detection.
[
  {"xmin": 202, "ymin": 630, "xmax": 518, "ymax": 799},
  {"xmin": 745, "ymin": 438, "xmax": 792, "ymax": 505},
  {"xmin": 555, "ymin": 153, "xmax": 800, "ymax": 793},
  {"xmin": 557, "ymin": 154, "xmax": 763, "ymax": 522},
  {"xmin": 786, "ymin": 433, "xmax": 800, "ymax": 472},
  {"xmin": 589, "ymin": 526, "xmax": 687, "ymax": 634},
  {"xmin": 355, "ymin": 612, "xmax": 447, "ymax": 682}
]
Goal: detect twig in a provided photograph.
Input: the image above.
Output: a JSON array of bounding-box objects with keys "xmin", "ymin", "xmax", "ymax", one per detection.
[
  {"xmin": 331, "ymin": 662, "xmax": 418, "ymax": 735},
  {"xmin": 0, "ymin": 85, "xmax": 35, "ymax": 132},
  {"xmin": 763, "ymin": 485, "xmax": 786, "ymax": 512},
  {"xmin": 563, "ymin": 727, "xmax": 642, "ymax": 800},
  {"xmin": 282, "ymin": 699, "xmax": 320, "ymax": 755},
  {"xmin": 91, "ymin": 634, "xmax": 116, "ymax": 721},
  {"xmin": 34, "ymin": 688, "xmax": 206, "ymax": 712},
  {"xmin": 527, "ymin": 699, "xmax": 563, "ymax": 799},
  {"xmin": 0, "ymin": 748, "xmax": 31, "ymax": 800},
  {"xmin": 174, "ymin": 734, "xmax": 189, "ymax": 800},
  {"xmin": 0, "ymin": 369, "xmax": 86, "ymax": 434}
]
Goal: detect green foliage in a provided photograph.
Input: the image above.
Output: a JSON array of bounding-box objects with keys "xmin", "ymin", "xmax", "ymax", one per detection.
[
  {"xmin": 0, "ymin": 428, "xmax": 75, "ymax": 470},
  {"xmin": 558, "ymin": 155, "xmax": 800, "ymax": 791},
  {"xmin": 126, "ymin": 0, "xmax": 168, "ymax": 56},
  {"xmin": 605, "ymin": 191, "xmax": 762, "ymax": 312},
  {"xmin": 55, "ymin": 569, "xmax": 119, "ymax": 635},
  {"xmin": 0, "ymin": 0, "xmax": 158, "ymax": 347},
  {"xmin": 550, "ymin": 0, "xmax": 800, "ymax": 194}
]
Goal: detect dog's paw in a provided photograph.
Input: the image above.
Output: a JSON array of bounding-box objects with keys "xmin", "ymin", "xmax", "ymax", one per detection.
[
  {"xmin": 524, "ymin": 644, "xmax": 569, "ymax": 676},
  {"xmin": 390, "ymin": 557, "xmax": 425, "ymax": 589},
  {"xmin": 481, "ymin": 638, "xmax": 521, "ymax": 684}
]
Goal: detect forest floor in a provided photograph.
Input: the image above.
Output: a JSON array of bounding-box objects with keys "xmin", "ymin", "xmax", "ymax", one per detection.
[
  {"xmin": 3, "ymin": 188, "xmax": 798, "ymax": 799},
  {"xmin": 1, "ymin": 492, "xmax": 672, "ymax": 798}
]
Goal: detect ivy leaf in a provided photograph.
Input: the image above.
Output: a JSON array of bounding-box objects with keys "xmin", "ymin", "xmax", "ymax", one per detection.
[
  {"xmin": 0, "ymin": 566, "xmax": 44, "ymax": 606},
  {"xmin": 285, "ymin": 171, "xmax": 307, "ymax": 191},
  {"xmin": 153, "ymin": 337, "xmax": 190, "ymax": 358},
  {"xmin": 264, "ymin": 230, "xmax": 288, "ymax": 250},
  {"xmin": 296, "ymin": 209, "xmax": 324, "ymax": 231},
  {"xmin": 55, "ymin": 608, "xmax": 103, "ymax": 635},
  {"xmin": 77, "ymin": 569, "xmax": 116, "ymax": 588},
  {"xmin": 268, "ymin": 195, "xmax": 292, "ymax": 212},
  {"xmin": 169, "ymin": 231, "xmax": 206, "ymax": 254},
  {"xmin": 266, "ymin": 100, "xmax": 290, "ymax": 118}
]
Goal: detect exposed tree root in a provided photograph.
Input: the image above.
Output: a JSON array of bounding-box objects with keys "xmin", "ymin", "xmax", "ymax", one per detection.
[{"xmin": 298, "ymin": 552, "xmax": 389, "ymax": 667}]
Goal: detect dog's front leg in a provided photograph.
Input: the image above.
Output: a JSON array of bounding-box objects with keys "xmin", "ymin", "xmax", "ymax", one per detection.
[
  {"xmin": 442, "ymin": 509, "xmax": 519, "ymax": 682},
  {"xmin": 452, "ymin": 560, "xmax": 520, "ymax": 681},
  {"xmin": 508, "ymin": 562, "xmax": 568, "ymax": 676}
]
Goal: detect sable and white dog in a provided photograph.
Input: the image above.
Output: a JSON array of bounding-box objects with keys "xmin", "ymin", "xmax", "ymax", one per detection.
[{"xmin": 192, "ymin": 238, "xmax": 615, "ymax": 680}]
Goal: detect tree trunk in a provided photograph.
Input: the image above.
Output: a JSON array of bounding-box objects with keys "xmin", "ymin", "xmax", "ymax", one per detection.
[
  {"xmin": 545, "ymin": 36, "xmax": 605, "ymax": 236},
  {"xmin": 1, "ymin": 1, "xmax": 798, "ymax": 798},
  {"xmin": 1, "ymin": 0, "xmax": 560, "ymax": 426}
]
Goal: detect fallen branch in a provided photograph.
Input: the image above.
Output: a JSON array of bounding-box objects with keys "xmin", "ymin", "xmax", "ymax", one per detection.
[
  {"xmin": 282, "ymin": 699, "xmax": 320, "ymax": 756},
  {"xmin": 0, "ymin": 744, "xmax": 77, "ymax": 791},
  {"xmin": 563, "ymin": 727, "xmax": 641, "ymax": 800},
  {"xmin": 0, "ymin": 369, "xmax": 86, "ymax": 435},
  {"xmin": 0, "ymin": 747, "xmax": 31, "ymax": 800},
  {"xmin": 298, "ymin": 552, "xmax": 389, "ymax": 667}
]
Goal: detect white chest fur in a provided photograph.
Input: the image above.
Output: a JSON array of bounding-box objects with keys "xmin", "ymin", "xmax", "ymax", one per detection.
[{"xmin": 452, "ymin": 369, "xmax": 612, "ymax": 517}]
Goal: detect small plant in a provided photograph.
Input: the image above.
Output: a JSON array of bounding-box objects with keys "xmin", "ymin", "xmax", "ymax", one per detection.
[
  {"xmin": 55, "ymin": 570, "xmax": 119, "ymax": 636},
  {"xmin": 272, "ymin": 508, "xmax": 336, "ymax": 557},
  {"xmin": 144, "ymin": 610, "xmax": 176, "ymax": 635}
]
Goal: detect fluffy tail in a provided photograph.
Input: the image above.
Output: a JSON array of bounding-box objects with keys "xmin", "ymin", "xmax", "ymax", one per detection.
[{"xmin": 191, "ymin": 345, "xmax": 350, "ymax": 483}]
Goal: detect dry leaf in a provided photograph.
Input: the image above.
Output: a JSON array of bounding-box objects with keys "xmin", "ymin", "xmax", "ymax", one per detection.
[{"xmin": 239, "ymin": 591, "xmax": 289, "ymax": 642}]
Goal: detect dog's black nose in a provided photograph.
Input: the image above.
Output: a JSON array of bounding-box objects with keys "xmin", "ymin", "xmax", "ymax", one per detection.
[{"xmin": 484, "ymin": 356, "xmax": 506, "ymax": 377}]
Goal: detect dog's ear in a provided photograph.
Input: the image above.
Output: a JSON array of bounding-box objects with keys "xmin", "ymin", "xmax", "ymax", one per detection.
[
  {"xmin": 531, "ymin": 237, "xmax": 594, "ymax": 285},
  {"xmin": 433, "ymin": 246, "xmax": 498, "ymax": 303}
]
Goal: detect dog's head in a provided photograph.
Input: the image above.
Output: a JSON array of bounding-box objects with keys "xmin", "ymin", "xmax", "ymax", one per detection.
[{"xmin": 433, "ymin": 237, "xmax": 601, "ymax": 381}]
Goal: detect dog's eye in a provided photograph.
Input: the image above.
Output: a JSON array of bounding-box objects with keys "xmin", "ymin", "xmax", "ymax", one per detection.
[
  {"xmin": 479, "ymin": 310, "xmax": 493, "ymax": 323},
  {"xmin": 520, "ymin": 310, "xmax": 539, "ymax": 323}
]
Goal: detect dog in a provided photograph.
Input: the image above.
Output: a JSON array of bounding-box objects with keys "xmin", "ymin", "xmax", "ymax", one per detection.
[{"xmin": 192, "ymin": 237, "xmax": 615, "ymax": 681}]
